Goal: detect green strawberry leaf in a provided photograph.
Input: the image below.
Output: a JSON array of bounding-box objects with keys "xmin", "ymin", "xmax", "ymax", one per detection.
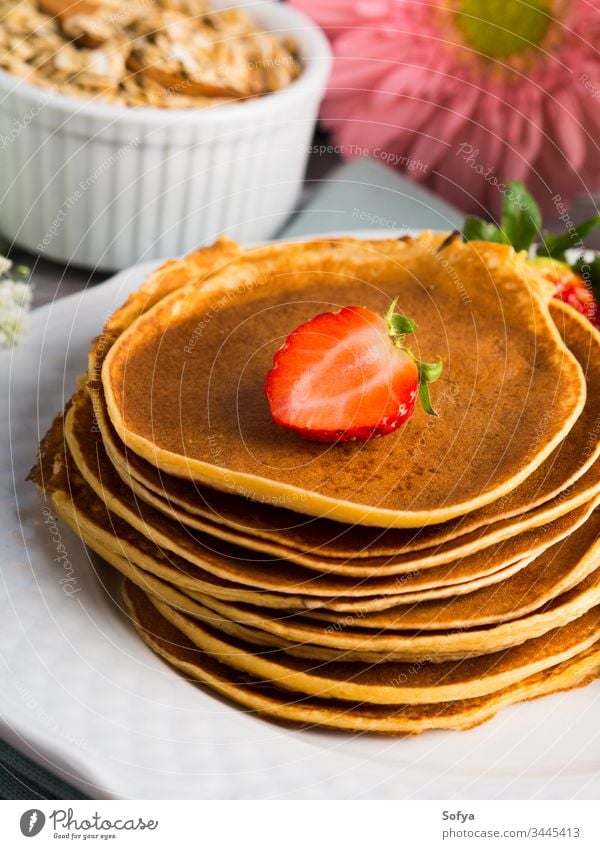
[
  {"xmin": 419, "ymin": 383, "xmax": 436, "ymax": 417},
  {"xmin": 462, "ymin": 180, "xmax": 541, "ymax": 251},
  {"xmin": 462, "ymin": 216, "xmax": 507, "ymax": 244},
  {"xmin": 416, "ymin": 357, "xmax": 443, "ymax": 417},
  {"xmin": 538, "ymin": 215, "xmax": 600, "ymax": 259},
  {"xmin": 385, "ymin": 297, "xmax": 417, "ymax": 339},
  {"xmin": 415, "ymin": 357, "xmax": 443, "ymax": 416},
  {"xmin": 389, "ymin": 314, "xmax": 417, "ymax": 336},
  {"xmin": 385, "ymin": 298, "xmax": 443, "ymax": 416},
  {"xmin": 500, "ymin": 180, "xmax": 542, "ymax": 251},
  {"xmin": 461, "ymin": 181, "xmax": 600, "ymax": 310},
  {"xmin": 417, "ymin": 357, "xmax": 443, "ymax": 383}
]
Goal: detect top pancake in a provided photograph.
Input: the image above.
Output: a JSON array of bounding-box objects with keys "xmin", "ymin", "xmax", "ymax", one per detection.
[
  {"xmin": 91, "ymin": 298, "xmax": 600, "ymax": 561},
  {"xmin": 102, "ymin": 234, "xmax": 585, "ymax": 527}
]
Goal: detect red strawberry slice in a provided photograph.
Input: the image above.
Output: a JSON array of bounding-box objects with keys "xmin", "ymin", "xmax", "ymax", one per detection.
[
  {"xmin": 265, "ymin": 299, "xmax": 442, "ymax": 443},
  {"xmin": 531, "ymin": 257, "xmax": 600, "ymax": 328}
]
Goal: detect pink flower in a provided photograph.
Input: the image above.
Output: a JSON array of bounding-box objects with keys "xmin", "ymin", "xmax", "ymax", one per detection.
[{"xmin": 291, "ymin": 0, "xmax": 600, "ymax": 215}]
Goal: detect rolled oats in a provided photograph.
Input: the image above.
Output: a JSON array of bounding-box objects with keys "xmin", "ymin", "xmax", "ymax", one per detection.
[{"xmin": 0, "ymin": 0, "xmax": 301, "ymax": 108}]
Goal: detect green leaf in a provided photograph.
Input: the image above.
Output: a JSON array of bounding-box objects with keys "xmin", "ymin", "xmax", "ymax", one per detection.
[
  {"xmin": 417, "ymin": 357, "xmax": 443, "ymax": 384},
  {"xmin": 385, "ymin": 296, "xmax": 399, "ymax": 324},
  {"xmin": 500, "ymin": 180, "xmax": 542, "ymax": 252},
  {"xmin": 385, "ymin": 297, "xmax": 417, "ymax": 340},
  {"xmin": 385, "ymin": 298, "xmax": 443, "ymax": 416},
  {"xmin": 462, "ymin": 180, "xmax": 541, "ymax": 251},
  {"xmin": 416, "ymin": 356, "xmax": 443, "ymax": 417},
  {"xmin": 462, "ymin": 216, "xmax": 506, "ymax": 244},
  {"xmin": 539, "ymin": 215, "xmax": 600, "ymax": 258},
  {"xmin": 389, "ymin": 314, "xmax": 417, "ymax": 336},
  {"xmin": 418, "ymin": 381, "xmax": 437, "ymax": 417}
]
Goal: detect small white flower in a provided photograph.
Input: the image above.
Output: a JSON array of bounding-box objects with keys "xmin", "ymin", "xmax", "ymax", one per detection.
[
  {"xmin": 0, "ymin": 276, "xmax": 32, "ymax": 348},
  {"xmin": 0, "ymin": 255, "xmax": 12, "ymax": 276}
]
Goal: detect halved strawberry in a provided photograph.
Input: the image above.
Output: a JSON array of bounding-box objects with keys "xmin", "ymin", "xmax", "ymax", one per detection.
[
  {"xmin": 530, "ymin": 257, "xmax": 600, "ymax": 328},
  {"xmin": 265, "ymin": 299, "xmax": 442, "ymax": 443}
]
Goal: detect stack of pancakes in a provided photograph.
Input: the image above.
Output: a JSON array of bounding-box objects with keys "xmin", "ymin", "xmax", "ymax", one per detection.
[{"xmin": 31, "ymin": 233, "xmax": 600, "ymax": 734}]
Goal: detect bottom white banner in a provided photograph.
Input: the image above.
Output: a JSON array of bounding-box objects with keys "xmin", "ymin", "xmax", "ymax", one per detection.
[{"xmin": 0, "ymin": 800, "xmax": 598, "ymax": 849}]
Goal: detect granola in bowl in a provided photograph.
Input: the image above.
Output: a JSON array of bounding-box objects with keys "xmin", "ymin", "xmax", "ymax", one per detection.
[{"xmin": 0, "ymin": 0, "xmax": 302, "ymax": 108}]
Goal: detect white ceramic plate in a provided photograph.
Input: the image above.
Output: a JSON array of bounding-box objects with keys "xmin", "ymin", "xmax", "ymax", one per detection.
[{"xmin": 2, "ymin": 232, "xmax": 600, "ymax": 799}]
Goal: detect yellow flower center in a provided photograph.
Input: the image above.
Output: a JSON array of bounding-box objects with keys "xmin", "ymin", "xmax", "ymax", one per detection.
[{"xmin": 456, "ymin": 0, "xmax": 552, "ymax": 59}]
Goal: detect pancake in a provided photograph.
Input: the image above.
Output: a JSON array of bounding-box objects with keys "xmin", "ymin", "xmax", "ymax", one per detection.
[
  {"xmin": 184, "ymin": 536, "xmax": 600, "ymax": 662},
  {"xmin": 44, "ymin": 512, "xmax": 548, "ymax": 702},
  {"xmin": 30, "ymin": 234, "xmax": 600, "ymax": 737},
  {"xmin": 123, "ymin": 580, "xmax": 600, "ymax": 734},
  {"xmin": 103, "ymin": 540, "xmax": 600, "ymax": 688},
  {"xmin": 91, "ymin": 299, "xmax": 600, "ymax": 557},
  {"xmin": 50, "ymin": 426, "xmax": 538, "ymax": 607},
  {"xmin": 34, "ymin": 384, "xmax": 597, "ymax": 656},
  {"xmin": 87, "ymin": 236, "xmax": 242, "ymax": 378},
  {"xmin": 306, "ymin": 509, "xmax": 600, "ymax": 630},
  {"xmin": 57, "ymin": 455, "xmax": 600, "ymax": 665},
  {"xmin": 66, "ymin": 392, "xmax": 600, "ymax": 577},
  {"xmin": 82, "ymin": 237, "xmax": 219, "ymax": 400},
  {"xmin": 55, "ymin": 444, "xmax": 598, "ymax": 661},
  {"xmin": 147, "ymin": 592, "xmax": 600, "ymax": 705},
  {"xmin": 102, "ymin": 234, "xmax": 585, "ymax": 528}
]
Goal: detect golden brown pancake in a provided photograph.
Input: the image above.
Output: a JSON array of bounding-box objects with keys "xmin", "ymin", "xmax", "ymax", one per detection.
[
  {"xmin": 306, "ymin": 509, "xmax": 600, "ymax": 629},
  {"xmin": 106, "ymin": 237, "xmax": 242, "ymax": 336},
  {"xmin": 123, "ymin": 580, "xmax": 600, "ymax": 734},
  {"xmin": 50, "ymin": 421, "xmax": 537, "ymax": 606},
  {"xmin": 103, "ymin": 538, "xmax": 600, "ymax": 685},
  {"xmin": 87, "ymin": 236, "xmax": 242, "ymax": 382},
  {"xmin": 147, "ymin": 592, "xmax": 600, "ymax": 705},
  {"xmin": 102, "ymin": 235, "xmax": 585, "ymax": 527},
  {"xmin": 52, "ymin": 425, "xmax": 600, "ymax": 636},
  {"xmin": 91, "ymin": 299, "xmax": 600, "ymax": 557},
  {"xmin": 185, "ymin": 538, "xmax": 600, "ymax": 663},
  {"xmin": 48, "ymin": 423, "xmax": 600, "ymax": 663},
  {"xmin": 29, "ymin": 235, "xmax": 600, "ymax": 737},
  {"xmin": 53, "ymin": 478, "xmax": 538, "ymax": 612},
  {"xmin": 66, "ymin": 392, "xmax": 600, "ymax": 576}
]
